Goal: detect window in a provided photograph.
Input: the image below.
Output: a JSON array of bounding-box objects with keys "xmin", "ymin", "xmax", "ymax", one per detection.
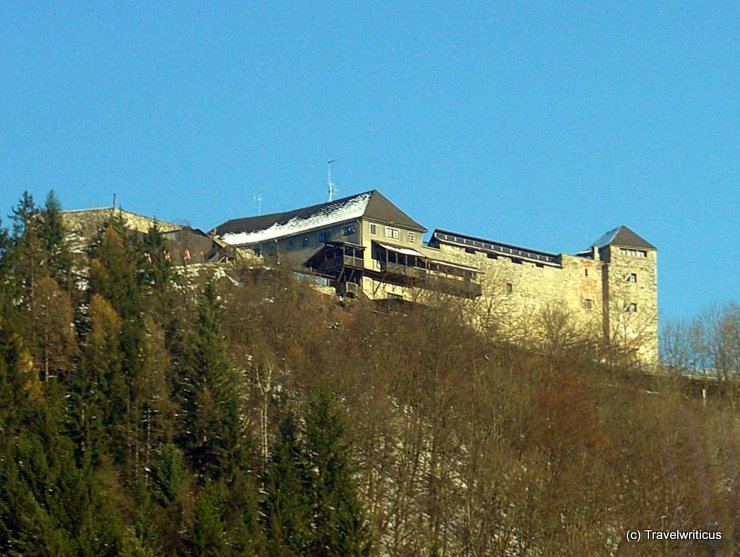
[
  {"xmin": 287, "ymin": 239, "xmax": 294, "ymax": 250},
  {"xmin": 301, "ymin": 236, "xmax": 309, "ymax": 247},
  {"xmin": 342, "ymin": 225, "xmax": 356, "ymax": 236},
  {"xmin": 319, "ymin": 230, "xmax": 332, "ymax": 242},
  {"xmin": 253, "ymin": 247, "xmax": 261, "ymax": 257},
  {"xmin": 584, "ymin": 268, "xmax": 589, "ymax": 277},
  {"xmin": 407, "ymin": 232, "xmax": 416, "ymax": 244},
  {"xmin": 625, "ymin": 272, "xmax": 637, "ymax": 283},
  {"xmin": 385, "ymin": 227, "xmax": 400, "ymax": 240},
  {"xmin": 620, "ymin": 248, "xmax": 647, "ymax": 257},
  {"xmin": 584, "ymin": 299, "xmax": 593, "ymax": 310},
  {"xmin": 370, "ymin": 224, "xmax": 377, "ymax": 235},
  {"xmin": 506, "ymin": 282, "xmax": 513, "ymax": 294},
  {"xmin": 625, "ymin": 303, "xmax": 638, "ymax": 313}
]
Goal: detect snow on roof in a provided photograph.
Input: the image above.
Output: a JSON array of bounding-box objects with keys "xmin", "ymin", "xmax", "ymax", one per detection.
[
  {"xmin": 375, "ymin": 241, "xmax": 427, "ymax": 258},
  {"xmin": 592, "ymin": 225, "xmax": 656, "ymax": 250},
  {"xmin": 593, "ymin": 227, "xmax": 620, "ymax": 248},
  {"xmin": 220, "ymin": 192, "xmax": 372, "ymax": 246}
]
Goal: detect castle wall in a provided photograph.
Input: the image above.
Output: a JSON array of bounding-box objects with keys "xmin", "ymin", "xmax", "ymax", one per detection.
[{"xmin": 417, "ymin": 243, "xmax": 605, "ymax": 342}]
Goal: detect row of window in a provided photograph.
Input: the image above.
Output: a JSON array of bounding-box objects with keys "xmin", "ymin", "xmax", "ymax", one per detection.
[
  {"xmin": 283, "ymin": 223, "xmax": 417, "ymax": 250},
  {"xmin": 620, "ymin": 248, "xmax": 647, "ymax": 257},
  {"xmin": 502, "ymin": 290, "xmax": 636, "ymax": 314},
  {"xmin": 284, "ymin": 225, "xmax": 357, "ymax": 250},
  {"xmin": 368, "ymin": 223, "xmax": 415, "ymax": 243}
]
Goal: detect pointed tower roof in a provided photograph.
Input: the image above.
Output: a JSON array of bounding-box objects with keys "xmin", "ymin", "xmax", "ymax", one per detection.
[{"xmin": 593, "ymin": 225, "xmax": 656, "ymax": 250}]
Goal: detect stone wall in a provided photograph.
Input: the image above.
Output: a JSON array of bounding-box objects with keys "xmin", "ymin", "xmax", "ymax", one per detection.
[
  {"xmin": 417, "ymin": 243, "xmax": 605, "ymax": 342},
  {"xmin": 601, "ymin": 245, "xmax": 659, "ymax": 363},
  {"xmin": 62, "ymin": 208, "xmax": 180, "ymax": 237}
]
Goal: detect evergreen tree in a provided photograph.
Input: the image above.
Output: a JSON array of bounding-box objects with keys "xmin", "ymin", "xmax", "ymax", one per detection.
[
  {"xmin": 139, "ymin": 223, "xmax": 172, "ymax": 290},
  {"xmin": 304, "ymin": 391, "xmax": 372, "ymax": 557},
  {"xmin": 0, "ymin": 318, "xmax": 126, "ymax": 556},
  {"xmin": 262, "ymin": 411, "xmax": 311, "ymax": 557},
  {"xmin": 88, "ymin": 225, "xmax": 149, "ymax": 479},
  {"xmin": 28, "ymin": 276, "xmax": 77, "ymax": 382},
  {"xmin": 188, "ymin": 482, "xmax": 227, "ymax": 557},
  {"xmin": 39, "ymin": 190, "xmax": 73, "ymax": 290},
  {"xmin": 69, "ymin": 294, "xmax": 124, "ymax": 466},
  {"xmin": 148, "ymin": 443, "xmax": 190, "ymax": 556},
  {"xmin": 6, "ymin": 192, "xmax": 42, "ymax": 313},
  {"xmin": 89, "ymin": 226, "xmax": 141, "ymax": 322},
  {"xmin": 178, "ymin": 279, "xmax": 247, "ymax": 482}
]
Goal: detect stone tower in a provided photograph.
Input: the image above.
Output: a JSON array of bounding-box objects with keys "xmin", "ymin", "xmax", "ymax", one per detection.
[{"xmin": 595, "ymin": 226, "xmax": 658, "ymax": 364}]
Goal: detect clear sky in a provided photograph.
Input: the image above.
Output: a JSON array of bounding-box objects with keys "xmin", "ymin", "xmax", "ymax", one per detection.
[{"xmin": 1, "ymin": 2, "xmax": 738, "ymax": 321}]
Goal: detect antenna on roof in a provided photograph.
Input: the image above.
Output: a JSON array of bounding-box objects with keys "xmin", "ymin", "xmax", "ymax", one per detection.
[
  {"xmin": 253, "ymin": 193, "xmax": 263, "ymax": 216},
  {"xmin": 327, "ymin": 159, "xmax": 338, "ymax": 202}
]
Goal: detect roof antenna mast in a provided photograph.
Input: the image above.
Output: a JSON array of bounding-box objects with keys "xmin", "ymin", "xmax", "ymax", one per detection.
[
  {"xmin": 253, "ymin": 193, "xmax": 263, "ymax": 216},
  {"xmin": 327, "ymin": 159, "xmax": 337, "ymax": 202}
]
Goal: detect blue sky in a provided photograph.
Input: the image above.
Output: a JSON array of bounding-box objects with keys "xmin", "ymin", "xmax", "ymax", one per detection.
[{"xmin": 1, "ymin": 2, "xmax": 737, "ymax": 321}]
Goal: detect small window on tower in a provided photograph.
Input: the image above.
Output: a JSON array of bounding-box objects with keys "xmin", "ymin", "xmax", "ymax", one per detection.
[
  {"xmin": 506, "ymin": 282, "xmax": 513, "ymax": 294},
  {"xmin": 625, "ymin": 303, "xmax": 638, "ymax": 313},
  {"xmin": 370, "ymin": 224, "xmax": 377, "ymax": 235},
  {"xmin": 584, "ymin": 268, "xmax": 589, "ymax": 277},
  {"xmin": 407, "ymin": 232, "xmax": 416, "ymax": 243},
  {"xmin": 584, "ymin": 299, "xmax": 593, "ymax": 310},
  {"xmin": 625, "ymin": 272, "xmax": 637, "ymax": 283}
]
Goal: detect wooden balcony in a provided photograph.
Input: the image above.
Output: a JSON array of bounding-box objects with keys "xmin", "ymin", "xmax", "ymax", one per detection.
[
  {"xmin": 380, "ymin": 261, "xmax": 427, "ymax": 280},
  {"xmin": 324, "ymin": 253, "xmax": 365, "ymax": 273}
]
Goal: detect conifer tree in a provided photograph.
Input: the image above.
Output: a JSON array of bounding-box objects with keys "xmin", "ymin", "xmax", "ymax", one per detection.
[
  {"xmin": 69, "ymin": 294, "xmax": 124, "ymax": 465},
  {"xmin": 28, "ymin": 276, "xmax": 77, "ymax": 382},
  {"xmin": 6, "ymin": 192, "xmax": 42, "ymax": 312},
  {"xmin": 179, "ymin": 278, "xmax": 247, "ymax": 482},
  {"xmin": 89, "ymin": 226, "xmax": 141, "ymax": 322},
  {"xmin": 39, "ymin": 190, "xmax": 73, "ymax": 290},
  {"xmin": 262, "ymin": 411, "xmax": 312, "ymax": 557},
  {"xmin": 139, "ymin": 223, "xmax": 172, "ymax": 290},
  {"xmin": 88, "ymin": 224, "xmax": 149, "ymax": 478},
  {"xmin": 188, "ymin": 482, "xmax": 227, "ymax": 557},
  {"xmin": 304, "ymin": 391, "xmax": 372, "ymax": 557},
  {"xmin": 0, "ymin": 317, "xmax": 126, "ymax": 556}
]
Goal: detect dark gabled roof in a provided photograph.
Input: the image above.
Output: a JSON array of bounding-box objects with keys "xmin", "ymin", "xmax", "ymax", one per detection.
[
  {"xmin": 593, "ymin": 226, "xmax": 656, "ymax": 250},
  {"xmin": 211, "ymin": 190, "xmax": 425, "ymax": 245},
  {"xmin": 364, "ymin": 191, "xmax": 426, "ymax": 232}
]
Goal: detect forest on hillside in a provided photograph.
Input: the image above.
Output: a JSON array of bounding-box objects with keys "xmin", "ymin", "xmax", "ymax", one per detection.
[{"xmin": 0, "ymin": 192, "xmax": 737, "ymax": 556}]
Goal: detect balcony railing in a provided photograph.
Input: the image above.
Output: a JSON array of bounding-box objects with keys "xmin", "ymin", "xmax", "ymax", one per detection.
[
  {"xmin": 378, "ymin": 260, "xmax": 481, "ymax": 298},
  {"xmin": 324, "ymin": 253, "xmax": 365, "ymax": 272},
  {"xmin": 380, "ymin": 261, "xmax": 427, "ymax": 280}
]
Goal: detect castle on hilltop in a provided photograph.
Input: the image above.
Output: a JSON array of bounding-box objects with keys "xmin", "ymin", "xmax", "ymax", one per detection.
[
  {"xmin": 211, "ymin": 190, "xmax": 658, "ymax": 364},
  {"xmin": 63, "ymin": 191, "xmax": 658, "ymax": 364}
]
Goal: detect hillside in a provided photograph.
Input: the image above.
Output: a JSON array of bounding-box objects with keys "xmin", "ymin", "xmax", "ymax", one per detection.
[{"xmin": 0, "ymin": 193, "xmax": 737, "ymax": 556}]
